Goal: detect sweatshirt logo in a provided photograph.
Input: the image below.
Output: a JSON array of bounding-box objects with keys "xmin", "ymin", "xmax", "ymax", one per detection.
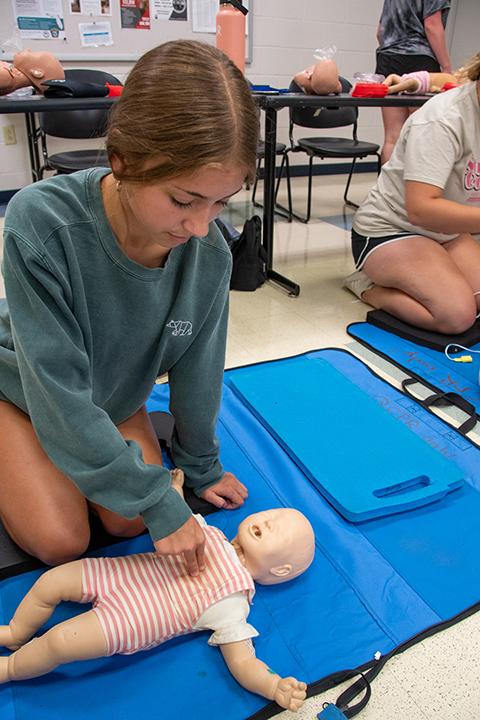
[{"xmin": 167, "ymin": 320, "xmax": 192, "ymax": 337}]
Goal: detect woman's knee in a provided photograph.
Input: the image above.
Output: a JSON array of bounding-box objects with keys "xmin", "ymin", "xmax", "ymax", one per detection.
[
  {"xmin": 33, "ymin": 525, "xmax": 90, "ymax": 567},
  {"xmin": 434, "ymin": 302, "xmax": 477, "ymax": 335}
]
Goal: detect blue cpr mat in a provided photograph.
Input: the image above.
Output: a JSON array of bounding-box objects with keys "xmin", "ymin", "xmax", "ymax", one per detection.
[
  {"xmin": 1, "ymin": 348, "xmax": 479, "ymax": 720},
  {"xmin": 348, "ymin": 321, "xmax": 480, "ymax": 416}
]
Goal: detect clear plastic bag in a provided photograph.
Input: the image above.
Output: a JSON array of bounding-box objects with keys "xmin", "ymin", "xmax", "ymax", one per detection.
[
  {"xmin": 353, "ymin": 72, "xmax": 385, "ymax": 83},
  {"xmin": 314, "ymin": 45, "xmax": 337, "ymax": 62}
]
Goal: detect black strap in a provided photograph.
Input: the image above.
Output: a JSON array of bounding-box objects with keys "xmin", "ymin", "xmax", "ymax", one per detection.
[
  {"xmin": 334, "ymin": 671, "xmax": 371, "ymax": 718},
  {"xmin": 401, "ymin": 378, "xmax": 477, "ymax": 435}
]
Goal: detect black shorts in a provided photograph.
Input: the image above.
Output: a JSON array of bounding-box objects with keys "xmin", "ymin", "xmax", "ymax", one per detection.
[
  {"xmin": 351, "ymin": 228, "xmax": 419, "ymax": 269},
  {"xmin": 375, "ymin": 52, "xmax": 440, "ymax": 78}
]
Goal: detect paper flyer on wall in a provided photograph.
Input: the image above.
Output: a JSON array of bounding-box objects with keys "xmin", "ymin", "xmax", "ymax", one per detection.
[
  {"xmin": 70, "ymin": 0, "xmax": 112, "ymax": 16},
  {"xmin": 12, "ymin": 0, "xmax": 66, "ymax": 40},
  {"xmin": 153, "ymin": 0, "xmax": 187, "ymax": 21},
  {"xmin": 79, "ymin": 21, "xmax": 113, "ymax": 46},
  {"xmin": 120, "ymin": 0, "xmax": 151, "ymax": 29}
]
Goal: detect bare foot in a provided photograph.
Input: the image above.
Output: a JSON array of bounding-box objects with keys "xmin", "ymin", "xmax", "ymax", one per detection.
[{"xmin": 170, "ymin": 468, "xmax": 185, "ymax": 495}]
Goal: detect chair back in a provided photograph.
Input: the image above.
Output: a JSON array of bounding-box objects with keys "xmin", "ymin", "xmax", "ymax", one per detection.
[
  {"xmin": 289, "ymin": 77, "xmax": 357, "ymax": 131},
  {"xmin": 38, "ymin": 69, "xmax": 120, "ymax": 139}
]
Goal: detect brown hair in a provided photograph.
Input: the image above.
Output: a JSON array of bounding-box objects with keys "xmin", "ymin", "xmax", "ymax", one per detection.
[{"xmin": 106, "ymin": 40, "xmax": 259, "ymax": 184}]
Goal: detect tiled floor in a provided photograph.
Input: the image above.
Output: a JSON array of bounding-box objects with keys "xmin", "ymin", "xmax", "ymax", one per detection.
[{"xmin": 1, "ymin": 173, "xmax": 479, "ymax": 719}]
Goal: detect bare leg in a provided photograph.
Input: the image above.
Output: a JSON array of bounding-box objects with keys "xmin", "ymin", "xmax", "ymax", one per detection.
[
  {"xmin": 0, "ymin": 403, "xmax": 90, "ymax": 566},
  {"xmin": 0, "ymin": 561, "xmax": 84, "ymax": 651},
  {"xmin": 380, "ymin": 106, "xmax": 410, "ymax": 164},
  {"xmin": 363, "ymin": 234, "xmax": 480, "ymax": 333},
  {"xmin": 0, "ymin": 402, "xmax": 163, "ymax": 563},
  {"xmin": 0, "ymin": 611, "xmax": 107, "ymax": 683}
]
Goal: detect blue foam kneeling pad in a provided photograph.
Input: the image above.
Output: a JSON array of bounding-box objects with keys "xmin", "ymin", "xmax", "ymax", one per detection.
[{"xmin": 225, "ymin": 355, "xmax": 463, "ymax": 521}]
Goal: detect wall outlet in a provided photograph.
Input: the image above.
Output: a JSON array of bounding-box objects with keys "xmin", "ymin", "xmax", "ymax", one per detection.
[{"xmin": 3, "ymin": 125, "xmax": 17, "ymax": 145}]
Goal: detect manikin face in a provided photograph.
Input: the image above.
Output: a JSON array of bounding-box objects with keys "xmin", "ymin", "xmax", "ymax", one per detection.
[{"xmin": 233, "ymin": 508, "xmax": 315, "ymax": 585}]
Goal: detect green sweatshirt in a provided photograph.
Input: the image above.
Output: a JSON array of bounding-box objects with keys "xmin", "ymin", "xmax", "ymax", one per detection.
[{"xmin": 0, "ymin": 168, "xmax": 232, "ymax": 543}]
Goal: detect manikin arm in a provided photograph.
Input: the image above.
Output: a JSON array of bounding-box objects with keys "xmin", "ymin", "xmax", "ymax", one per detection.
[
  {"xmin": 220, "ymin": 639, "xmax": 306, "ymax": 712},
  {"xmin": 384, "ymin": 73, "xmax": 420, "ymax": 94}
]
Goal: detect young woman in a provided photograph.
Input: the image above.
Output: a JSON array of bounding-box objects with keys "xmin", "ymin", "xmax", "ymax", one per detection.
[
  {"xmin": 345, "ymin": 52, "xmax": 480, "ymax": 335},
  {"xmin": 0, "ymin": 40, "xmax": 259, "ymax": 571},
  {"xmin": 375, "ymin": 0, "xmax": 451, "ymax": 163}
]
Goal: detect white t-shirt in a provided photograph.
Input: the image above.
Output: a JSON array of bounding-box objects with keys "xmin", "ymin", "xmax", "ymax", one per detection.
[{"xmin": 353, "ymin": 81, "xmax": 480, "ymax": 242}]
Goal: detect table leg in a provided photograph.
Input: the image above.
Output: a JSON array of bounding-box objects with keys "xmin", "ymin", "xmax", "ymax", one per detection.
[
  {"xmin": 24, "ymin": 113, "xmax": 41, "ymax": 183},
  {"xmin": 262, "ymin": 107, "xmax": 300, "ymax": 297}
]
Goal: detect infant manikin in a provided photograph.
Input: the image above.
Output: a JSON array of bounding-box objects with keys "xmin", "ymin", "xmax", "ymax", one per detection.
[
  {"xmin": 294, "ymin": 58, "xmax": 342, "ymax": 95},
  {"xmin": 0, "ymin": 470, "xmax": 315, "ymax": 713},
  {"xmin": 0, "ymin": 50, "xmax": 64, "ymax": 97}
]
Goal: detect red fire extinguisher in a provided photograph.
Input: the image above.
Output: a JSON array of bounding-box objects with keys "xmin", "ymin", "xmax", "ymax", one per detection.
[{"xmin": 216, "ymin": 0, "xmax": 248, "ymax": 73}]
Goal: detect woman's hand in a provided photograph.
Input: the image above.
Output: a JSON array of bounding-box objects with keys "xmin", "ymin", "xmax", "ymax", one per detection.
[
  {"xmin": 154, "ymin": 515, "xmax": 206, "ymax": 576},
  {"xmin": 201, "ymin": 472, "xmax": 248, "ymax": 510}
]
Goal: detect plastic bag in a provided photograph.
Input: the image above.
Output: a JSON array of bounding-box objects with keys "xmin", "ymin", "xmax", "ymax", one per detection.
[{"xmin": 313, "ymin": 45, "xmax": 337, "ymax": 62}]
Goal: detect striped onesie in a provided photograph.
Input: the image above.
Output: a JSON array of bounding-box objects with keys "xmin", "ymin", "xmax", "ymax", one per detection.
[{"xmin": 81, "ymin": 516, "xmax": 256, "ymax": 655}]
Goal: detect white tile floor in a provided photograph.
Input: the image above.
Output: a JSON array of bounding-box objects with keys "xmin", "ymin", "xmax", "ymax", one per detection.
[{"xmin": 1, "ymin": 173, "xmax": 479, "ymax": 719}]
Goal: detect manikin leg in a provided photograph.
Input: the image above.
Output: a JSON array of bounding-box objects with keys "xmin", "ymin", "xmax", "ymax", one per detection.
[{"xmin": 0, "ymin": 560, "xmax": 107, "ymax": 682}]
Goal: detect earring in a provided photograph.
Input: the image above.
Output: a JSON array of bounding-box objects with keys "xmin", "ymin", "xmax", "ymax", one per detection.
[{"xmin": 116, "ymin": 180, "xmax": 122, "ymax": 192}]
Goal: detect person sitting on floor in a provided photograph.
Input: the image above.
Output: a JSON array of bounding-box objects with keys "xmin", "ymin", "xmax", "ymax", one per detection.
[{"xmin": 343, "ymin": 52, "xmax": 480, "ymax": 335}]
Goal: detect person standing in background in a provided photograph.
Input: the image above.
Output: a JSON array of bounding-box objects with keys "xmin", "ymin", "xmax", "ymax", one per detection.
[{"xmin": 375, "ymin": 0, "xmax": 452, "ymax": 164}]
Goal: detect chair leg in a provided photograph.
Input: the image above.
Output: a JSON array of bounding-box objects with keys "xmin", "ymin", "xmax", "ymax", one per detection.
[
  {"xmin": 251, "ymin": 157, "xmax": 262, "ymax": 206},
  {"xmin": 273, "ymin": 153, "xmax": 292, "ymax": 222},
  {"xmin": 284, "ymin": 154, "xmax": 292, "ymax": 221},
  {"xmin": 343, "ymin": 158, "xmax": 358, "ymax": 208},
  {"xmin": 253, "ymin": 153, "xmax": 292, "ymax": 221},
  {"xmin": 304, "ymin": 156, "xmax": 314, "ymax": 223},
  {"xmin": 376, "ymin": 153, "xmax": 382, "ymax": 175}
]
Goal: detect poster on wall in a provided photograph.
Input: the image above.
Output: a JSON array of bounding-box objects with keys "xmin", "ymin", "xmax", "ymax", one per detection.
[
  {"xmin": 79, "ymin": 20, "xmax": 113, "ymax": 45},
  {"xmin": 120, "ymin": 0, "xmax": 151, "ymax": 29},
  {"xmin": 153, "ymin": 0, "xmax": 187, "ymax": 21},
  {"xmin": 12, "ymin": 0, "xmax": 66, "ymax": 40},
  {"xmin": 70, "ymin": 0, "xmax": 112, "ymax": 16}
]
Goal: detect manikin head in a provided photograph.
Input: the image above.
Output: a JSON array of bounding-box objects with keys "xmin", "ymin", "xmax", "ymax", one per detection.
[
  {"xmin": 0, "ymin": 50, "xmax": 64, "ymax": 97},
  {"xmin": 231, "ymin": 508, "xmax": 315, "ymax": 585},
  {"xmin": 293, "ymin": 59, "xmax": 342, "ymax": 95}
]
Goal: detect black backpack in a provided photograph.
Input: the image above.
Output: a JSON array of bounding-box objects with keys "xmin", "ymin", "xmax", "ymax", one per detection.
[{"xmin": 216, "ymin": 215, "xmax": 267, "ymax": 291}]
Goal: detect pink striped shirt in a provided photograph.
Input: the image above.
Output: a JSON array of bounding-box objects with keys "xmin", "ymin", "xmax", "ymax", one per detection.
[{"xmin": 81, "ymin": 520, "xmax": 255, "ymax": 655}]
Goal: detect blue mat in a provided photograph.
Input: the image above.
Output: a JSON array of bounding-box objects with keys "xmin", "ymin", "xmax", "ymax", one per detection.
[
  {"xmin": 348, "ymin": 321, "xmax": 480, "ymax": 417},
  {"xmin": 225, "ymin": 357, "xmax": 463, "ymax": 521},
  {"xmin": 1, "ymin": 348, "xmax": 479, "ymax": 720}
]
